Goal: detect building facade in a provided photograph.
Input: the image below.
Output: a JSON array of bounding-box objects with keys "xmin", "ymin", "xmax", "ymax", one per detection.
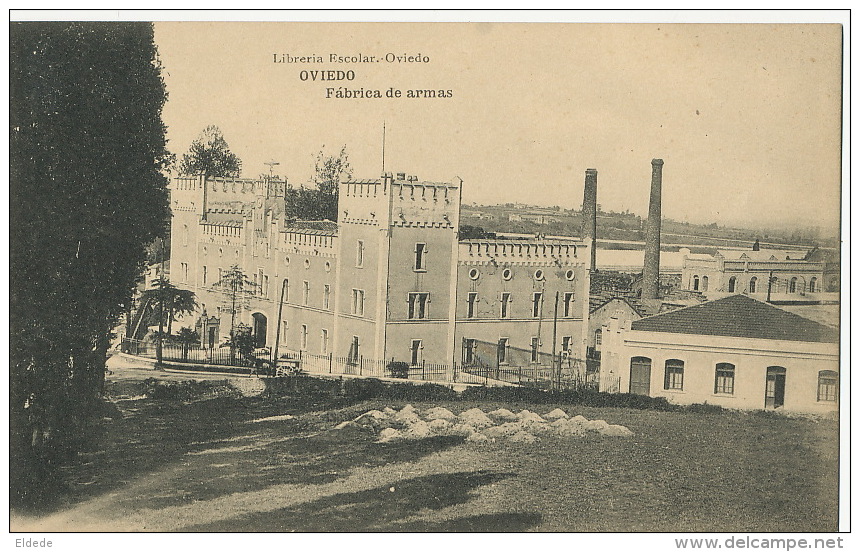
[
  {"xmin": 169, "ymin": 173, "xmax": 591, "ymax": 373},
  {"xmin": 681, "ymin": 249, "xmax": 825, "ymax": 299},
  {"xmin": 598, "ymin": 295, "xmax": 839, "ymax": 414}
]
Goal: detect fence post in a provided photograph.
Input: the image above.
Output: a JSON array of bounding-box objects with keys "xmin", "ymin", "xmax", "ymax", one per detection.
[
  {"xmin": 518, "ymin": 366, "xmax": 522, "ymax": 384},
  {"xmin": 359, "ymin": 355, "xmax": 363, "ymax": 376},
  {"xmin": 422, "ymin": 360, "xmax": 426, "ymax": 380},
  {"xmin": 329, "ymin": 352, "xmax": 333, "ymax": 373}
]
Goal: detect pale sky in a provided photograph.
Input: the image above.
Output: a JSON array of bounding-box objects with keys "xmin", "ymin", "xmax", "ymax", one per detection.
[{"xmin": 154, "ymin": 22, "xmax": 843, "ymax": 231}]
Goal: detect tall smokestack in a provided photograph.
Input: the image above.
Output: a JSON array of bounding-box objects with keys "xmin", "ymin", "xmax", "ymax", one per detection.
[
  {"xmin": 581, "ymin": 168, "xmax": 598, "ymax": 272},
  {"xmin": 642, "ymin": 159, "xmax": 664, "ymax": 299}
]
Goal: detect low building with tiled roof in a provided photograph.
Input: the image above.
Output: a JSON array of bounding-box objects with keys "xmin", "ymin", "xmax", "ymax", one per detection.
[{"xmin": 598, "ymin": 294, "xmax": 840, "ymax": 414}]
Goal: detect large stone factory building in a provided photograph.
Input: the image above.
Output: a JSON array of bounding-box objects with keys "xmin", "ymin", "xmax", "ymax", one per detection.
[{"xmin": 169, "ymin": 172, "xmax": 591, "ymax": 371}]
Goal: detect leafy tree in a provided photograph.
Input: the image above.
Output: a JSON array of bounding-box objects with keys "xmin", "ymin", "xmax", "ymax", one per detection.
[
  {"xmin": 219, "ymin": 323, "xmax": 256, "ymax": 367},
  {"xmin": 285, "ymin": 145, "xmax": 352, "ymax": 221},
  {"xmin": 178, "ymin": 125, "xmax": 242, "ymax": 178},
  {"xmin": 10, "ymin": 22, "xmax": 171, "ymax": 509},
  {"xmin": 212, "ymin": 265, "xmax": 257, "ymax": 363},
  {"xmin": 170, "ymin": 327, "xmax": 201, "ymax": 361},
  {"xmin": 140, "ymin": 278, "xmax": 198, "ymax": 335}
]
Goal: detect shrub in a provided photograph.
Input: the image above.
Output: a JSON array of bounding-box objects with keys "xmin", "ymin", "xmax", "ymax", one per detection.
[
  {"xmin": 381, "ymin": 382, "xmax": 458, "ymax": 402},
  {"xmin": 387, "ymin": 361, "xmax": 410, "ymax": 379},
  {"xmin": 144, "ymin": 379, "xmax": 233, "ymax": 401}
]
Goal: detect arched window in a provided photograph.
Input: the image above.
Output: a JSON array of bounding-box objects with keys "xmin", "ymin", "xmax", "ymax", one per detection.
[
  {"xmin": 728, "ymin": 277, "xmax": 737, "ymax": 293},
  {"xmin": 789, "ymin": 277, "xmax": 798, "ymax": 293},
  {"xmin": 749, "ymin": 277, "xmax": 757, "ymax": 293},
  {"xmin": 817, "ymin": 370, "xmax": 838, "ymax": 402},
  {"xmin": 701, "ymin": 276, "xmax": 709, "ymax": 291},
  {"xmin": 664, "ymin": 359, "xmax": 684, "ymax": 390},
  {"xmin": 809, "ymin": 277, "xmax": 817, "ymax": 293},
  {"xmin": 693, "ymin": 275, "xmax": 700, "ymax": 291},
  {"xmin": 714, "ymin": 363, "xmax": 735, "ymax": 394}
]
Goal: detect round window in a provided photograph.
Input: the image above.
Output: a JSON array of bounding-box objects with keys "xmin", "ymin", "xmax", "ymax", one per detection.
[
  {"xmin": 284, "ymin": 256, "xmax": 291, "ymax": 266},
  {"xmin": 502, "ymin": 268, "xmax": 513, "ymax": 281},
  {"xmin": 304, "ymin": 259, "xmax": 311, "ymax": 269},
  {"xmin": 468, "ymin": 268, "xmax": 480, "ymax": 280},
  {"xmin": 218, "ymin": 248, "xmax": 223, "ymax": 257},
  {"xmin": 325, "ymin": 261, "xmax": 332, "ymax": 273},
  {"xmin": 534, "ymin": 269, "xmax": 545, "ymax": 281},
  {"xmin": 565, "ymin": 269, "xmax": 575, "ymax": 281},
  {"xmin": 202, "ymin": 246, "xmax": 207, "ymax": 255}
]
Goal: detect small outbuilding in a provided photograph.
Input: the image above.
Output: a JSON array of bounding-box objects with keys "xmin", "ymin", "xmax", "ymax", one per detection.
[{"xmin": 598, "ymin": 294, "xmax": 839, "ymax": 414}]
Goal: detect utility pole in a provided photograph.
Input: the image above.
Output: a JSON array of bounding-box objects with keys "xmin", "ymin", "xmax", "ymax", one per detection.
[
  {"xmin": 766, "ymin": 270, "xmax": 774, "ymax": 303},
  {"xmin": 156, "ymin": 236, "xmax": 165, "ymax": 368},
  {"xmin": 551, "ymin": 291, "xmax": 559, "ymax": 392},
  {"xmin": 271, "ymin": 277, "xmax": 289, "ymax": 366},
  {"xmin": 381, "ymin": 121, "xmax": 386, "ymax": 173}
]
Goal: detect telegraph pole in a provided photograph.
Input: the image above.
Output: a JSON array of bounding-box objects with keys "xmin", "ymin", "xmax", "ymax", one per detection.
[
  {"xmin": 156, "ymin": 236, "xmax": 165, "ymax": 368},
  {"xmin": 271, "ymin": 277, "xmax": 289, "ymax": 366},
  {"xmin": 551, "ymin": 291, "xmax": 559, "ymax": 391},
  {"xmin": 766, "ymin": 270, "xmax": 774, "ymax": 303}
]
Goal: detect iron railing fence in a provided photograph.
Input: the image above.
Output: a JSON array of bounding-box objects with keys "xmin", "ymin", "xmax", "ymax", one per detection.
[{"xmin": 120, "ymin": 337, "xmax": 605, "ymax": 390}]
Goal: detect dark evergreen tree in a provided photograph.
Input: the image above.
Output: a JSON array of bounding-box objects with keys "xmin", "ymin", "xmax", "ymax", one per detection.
[{"xmin": 10, "ymin": 22, "xmax": 172, "ymax": 509}]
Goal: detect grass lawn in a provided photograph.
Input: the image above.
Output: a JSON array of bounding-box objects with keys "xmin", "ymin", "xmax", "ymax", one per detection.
[{"xmin": 11, "ymin": 377, "xmax": 839, "ymax": 532}]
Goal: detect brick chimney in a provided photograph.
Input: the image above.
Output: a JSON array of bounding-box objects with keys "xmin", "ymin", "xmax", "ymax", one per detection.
[
  {"xmin": 642, "ymin": 159, "xmax": 664, "ymax": 299},
  {"xmin": 581, "ymin": 168, "xmax": 598, "ymax": 272}
]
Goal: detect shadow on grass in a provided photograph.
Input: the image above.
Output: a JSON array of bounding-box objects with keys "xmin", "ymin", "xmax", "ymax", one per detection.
[
  {"xmin": 180, "ymin": 470, "xmax": 518, "ymax": 532},
  {"xmin": 392, "ymin": 512, "xmax": 543, "ymax": 532},
  {"xmin": 43, "ymin": 393, "xmax": 356, "ymax": 513},
  {"xmin": 128, "ymin": 434, "xmax": 468, "ymax": 510}
]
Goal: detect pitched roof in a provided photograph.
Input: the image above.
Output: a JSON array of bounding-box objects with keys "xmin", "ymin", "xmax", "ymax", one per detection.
[{"xmin": 630, "ymin": 294, "xmax": 839, "ymax": 343}]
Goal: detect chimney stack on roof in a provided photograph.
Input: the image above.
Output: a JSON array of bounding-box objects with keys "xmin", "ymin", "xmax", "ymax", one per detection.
[
  {"xmin": 642, "ymin": 158, "xmax": 664, "ymax": 299},
  {"xmin": 581, "ymin": 168, "xmax": 598, "ymax": 273}
]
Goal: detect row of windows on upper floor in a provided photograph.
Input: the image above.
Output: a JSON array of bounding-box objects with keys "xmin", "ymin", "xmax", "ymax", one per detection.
[
  {"xmin": 628, "ymin": 357, "xmax": 838, "ymax": 403},
  {"xmin": 691, "ymin": 275, "xmax": 818, "ymax": 293}
]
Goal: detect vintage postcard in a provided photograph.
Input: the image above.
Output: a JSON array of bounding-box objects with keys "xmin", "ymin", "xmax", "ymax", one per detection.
[{"xmin": 9, "ymin": 11, "xmax": 848, "ymax": 543}]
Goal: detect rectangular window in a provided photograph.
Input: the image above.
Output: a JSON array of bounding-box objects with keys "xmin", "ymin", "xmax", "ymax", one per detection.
[
  {"xmin": 714, "ymin": 363, "xmax": 735, "ymax": 395},
  {"xmin": 497, "ymin": 338, "xmax": 509, "ymax": 365},
  {"xmin": 410, "ymin": 339, "xmax": 422, "ymax": 366},
  {"xmin": 563, "ymin": 292, "xmax": 575, "ymax": 317},
  {"xmin": 258, "ymin": 269, "xmax": 264, "ymax": 295},
  {"xmin": 348, "ymin": 336, "xmax": 360, "ymax": 365},
  {"xmin": 283, "ymin": 279, "xmax": 290, "ymax": 302},
  {"xmin": 561, "ymin": 336, "xmax": 572, "ymax": 355},
  {"xmin": 817, "ymin": 370, "xmax": 838, "ymax": 402},
  {"xmin": 303, "ymin": 281, "xmax": 310, "ymax": 306},
  {"xmin": 351, "ymin": 289, "xmax": 365, "ymax": 316},
  {"xmin": 356, "ymin": 240, "xmax": 364, "ymax": 267},
  {"xmin": 264, "ymin": 275, "xmax": 269, "ymax": 298},
  {"xmin": 530, "ymin": 337, "xmax": 540, "ymax": 363},
  {"xmin": 323, "ymin": 284, "xmax": 331, "ymax": 310},
  {"xmin": 202, "ymin": 265, "xmax": 208, "ymax": 285},
  {"xmin": 500, "ymin": 292, "xmax": 512, "ymax": 319},
  {"xmin": 463, "ymin": 338, "xmax": 477, "ymax": 364},
  {"xmin": 281, "ymin": 320, "xmax": 289, "ymax": 343},
  {"xmin": 408, "ymin": 292, "xmax": 430, "ymax": 319},
  {"xmin": 181, "ymin": 263, "xmax": 188, "ymax": 283},
  {"xmin": 414, "ymin": 243, "xmax": 427, "ymax": 271},
  {"xmin": 532, "ymin": 292, "xmax": 543, "ymax": 318},
  {"xmin": 300, "ymin": 324, "xmax": 308, "ymax": 350},
  {"xmin": 320, "ymin": 329, "xmax": 329, "ymax": 355},
  {"xmin": 664, "ymin": 359, "xmax": 685, "ymax": 390},
  {"xmin": 466, "ymin": 292, "xmax": 478, "ymax": 318}
]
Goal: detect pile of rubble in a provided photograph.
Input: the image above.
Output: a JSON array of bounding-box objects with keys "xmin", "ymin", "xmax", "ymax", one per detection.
[{"xmin": 333, "ymin": 404, "xmax": 633, "ymax": 444}]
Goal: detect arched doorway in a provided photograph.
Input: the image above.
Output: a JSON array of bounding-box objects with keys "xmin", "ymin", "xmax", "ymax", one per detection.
[
  {"xmin": 765, "ymin": 366, "xmax": 787, "ymax": 409},
  {"xmin": 252, "ymin": 312, "xmax": 268, "ymax": 348},
  {"xmin": 728, "ymin": 276, "xmax": 737, "ymax": 293}
]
